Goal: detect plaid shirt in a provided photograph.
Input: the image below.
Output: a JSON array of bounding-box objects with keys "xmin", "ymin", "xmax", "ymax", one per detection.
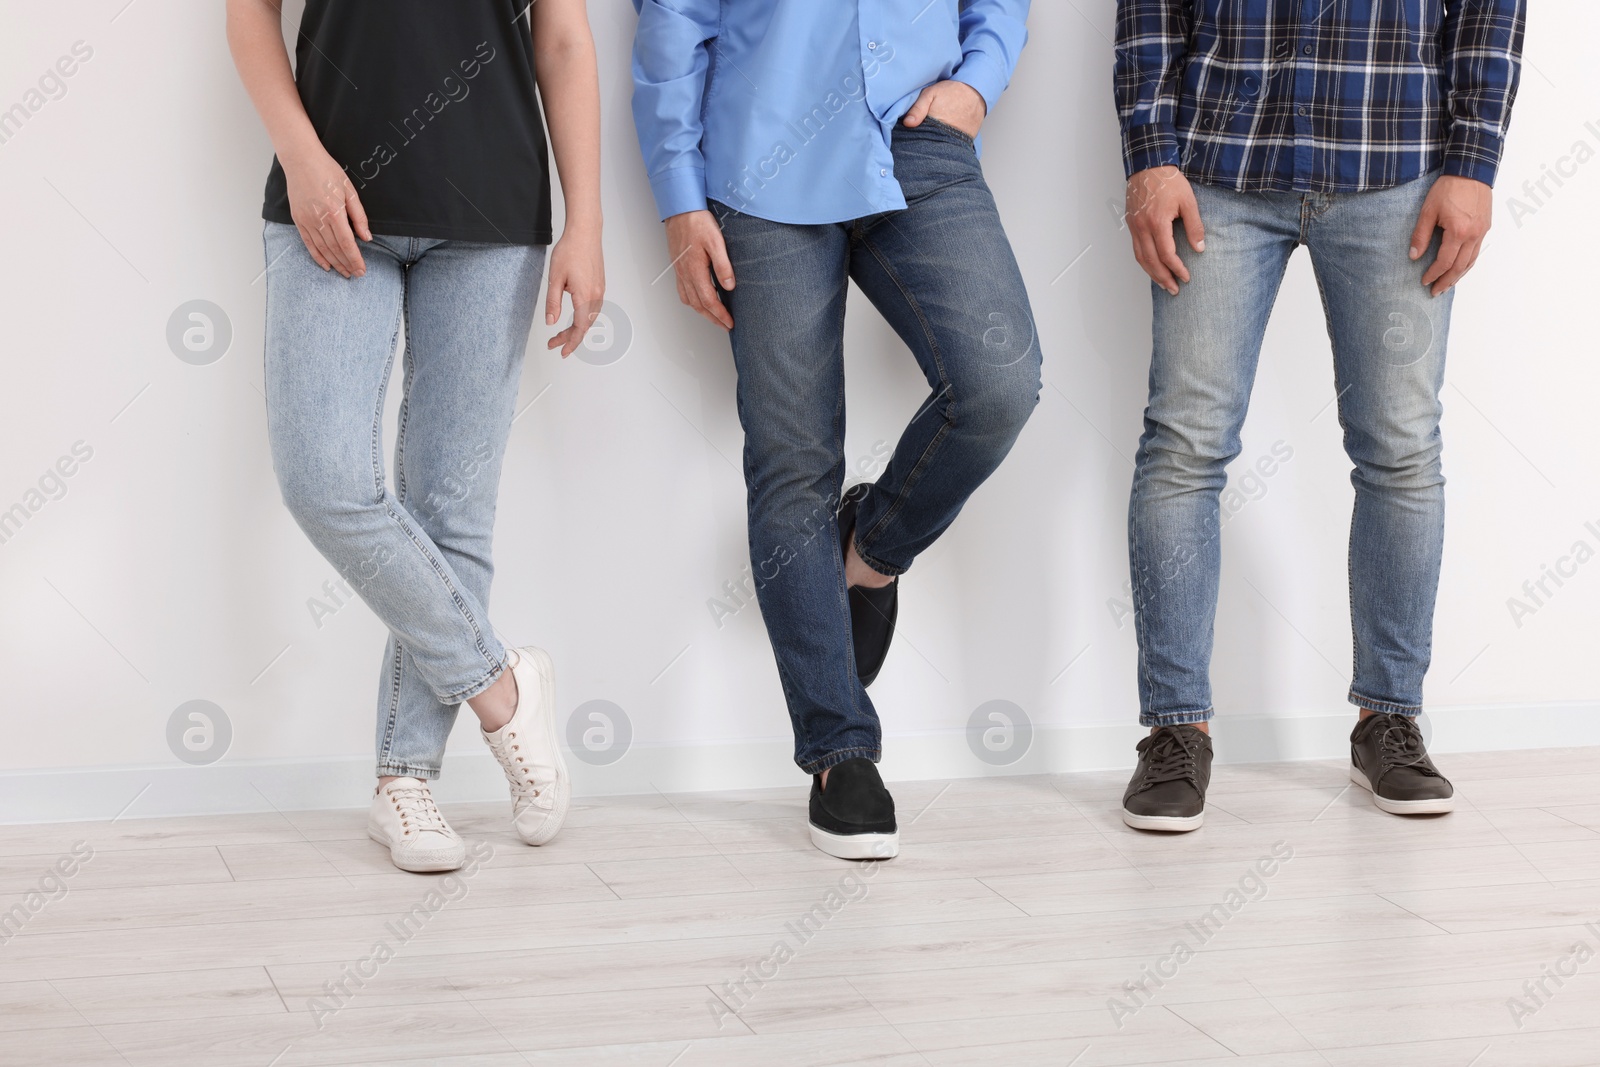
[{"xmin": 1113, "ymin": 0, "xmax": 1526, "ymax": 192}]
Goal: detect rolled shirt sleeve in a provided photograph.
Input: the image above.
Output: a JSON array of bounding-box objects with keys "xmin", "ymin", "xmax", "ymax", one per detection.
[
  {"xmin": 952, "ymin": 0, "xmax": 1031, "ymax": 113},
  {"xmin": 631, "ymin": 0, "xmax": 721, "ymax": 220},
  {"xmin": 1113, "ymin": 0, "xmax": 1191, "ymax": 178},
  {"xmin": 1440, "ymin": 0, "xmax": 1526, "ymax": 187}
]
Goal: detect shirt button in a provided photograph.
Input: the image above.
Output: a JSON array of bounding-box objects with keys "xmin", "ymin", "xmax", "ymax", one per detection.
[
  {"xmin": 1297, "ymin": 105, "xmax": 1309, "ymax": 116},
  {"xmin": 880, "ymin": 169, "xmax": 888, "ymax": 177},
  {"xmin": 1302, "ymin": 44, "xmax": 1313, "ymax": 55},
  {"xmin": 868, "ymin": 41, "xmax": 877, "ymax": 50}
]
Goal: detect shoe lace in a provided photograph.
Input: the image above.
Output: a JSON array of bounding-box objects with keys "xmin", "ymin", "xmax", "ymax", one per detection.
[
  {"xmin": 1374, "ymin": 717, "xmax": 1439, "ymax": 776},
  {"xmin": 488, "ymin": 726, "xmax": 543, "ymax": 800},
  {"xmin": 388, "ymin": 785, "xmax": 449, "ymax": 837},
  {"xmin": 1138, "ymin": 728, "xmax": 1202, "ymax": 790}
]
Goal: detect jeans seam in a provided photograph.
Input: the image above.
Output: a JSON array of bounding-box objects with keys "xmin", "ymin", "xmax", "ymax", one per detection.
[
  {"xmin": 1131, "ymin": 526, "xmax": 1154, "ymax": 718},
  {"xmin": 393, "ymin": 297, "xmax": 416, "ymax": 507},
  {"xmin": 361, "ymin": 277, "xmax": 499, "ymax": 700},
  {"xmin": 853, "ymin": 235, "xmax": 954, "ymax": 566},
  {"xmin": 828, "ymin": 281, "xmax": 870, "ymax": 734},
  {"xmin": 371, "ymin": 294, "xmax": 404, "ymax": 502},
  {"xmin": 377, "ymin": 641, "xmax": 405, "ymax": 771},
  {"xmin": 377, "ymin": 500, "xmax": 503, "ymax": 700},
  {"xmin": 367, "ymin": 289, "xmax": 407, "ymax": 761}
]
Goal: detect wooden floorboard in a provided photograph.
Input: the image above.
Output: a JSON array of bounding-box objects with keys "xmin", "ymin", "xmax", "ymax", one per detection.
[{"xmin": 2, "ymin": 751, "xmax": 1598, "ymax": 1065}]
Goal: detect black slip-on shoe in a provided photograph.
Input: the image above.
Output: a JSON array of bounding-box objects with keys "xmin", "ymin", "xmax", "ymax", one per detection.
[
  {"xmin": 809, "ymin": 757, "xmax": 899, "ymax": 859},
  {"xmin": 839, "ymin": 485, "xmax": 898, "ymax": 687},
  {"xmin": 1350, "ymin": 712, "xmax": 1454, "ymax": 814},
  {"xmin": 1121, "ymin": 725, "xmax": 1212, "ymax": 832}
]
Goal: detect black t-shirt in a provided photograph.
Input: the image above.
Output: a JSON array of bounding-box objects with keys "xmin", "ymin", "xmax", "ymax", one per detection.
[{"xmin": 262, "ymin": 1, "xmax": 552, "ymax": 245}]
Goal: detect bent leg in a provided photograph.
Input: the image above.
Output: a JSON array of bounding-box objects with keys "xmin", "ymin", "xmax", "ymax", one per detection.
[
  {"xmin": 846, "ymin": 121, "xmax": 1043, "ymax": 575},
  {"xmin": 263, "ymin": 224, "xmax": 508, "ymax": 781},
  {"xmin": 375, "ymin": 240, "xmax": 546, "ymax": 778}
]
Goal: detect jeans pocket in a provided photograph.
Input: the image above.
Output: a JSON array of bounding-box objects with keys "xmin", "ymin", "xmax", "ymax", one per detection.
[{"xmin": 917, "ymin": 115, "xmax": 976, "ymax": 148}]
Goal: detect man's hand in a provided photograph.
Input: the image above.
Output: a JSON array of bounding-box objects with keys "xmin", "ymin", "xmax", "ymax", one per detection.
[
  {"xmin": 902, "ymin": 80, "xmax": 987, "ymax": 138},
  {"xmin": 665, "ymin": 209, "xmax": 735, "ymax": 331},
  {"xmin": 1125, "ymin": 165, "xmax": 1205, "ymax": 296},
  {"xmin": 1411, "ymin": 175, "xmax": 1492, "ymax": 297}
]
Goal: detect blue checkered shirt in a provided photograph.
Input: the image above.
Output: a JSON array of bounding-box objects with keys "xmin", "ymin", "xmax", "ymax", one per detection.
[{"xmin": 1114, "ymin": 0, "xmax": 1525, "ymax": 191}]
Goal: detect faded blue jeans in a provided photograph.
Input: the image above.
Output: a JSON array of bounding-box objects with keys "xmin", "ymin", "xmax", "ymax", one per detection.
[
  {"xmin": 263, "ymin": 222, "xmax": 544, "ymax": 778},
  {"xmin": 1129, "ymin": 171, "xmax": 1452, "ymax": 727},
  {"xmin": 718, "ymin": 117, "xmax": 1043, "ymax": 773}
]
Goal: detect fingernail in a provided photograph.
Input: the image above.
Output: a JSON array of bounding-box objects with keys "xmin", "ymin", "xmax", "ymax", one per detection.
[
  {"xmin": 1409, "ymin": 248, "xmax": 1420, "ymax": 259},
  {"xmin": 1195, "ymin": 240, "xmax": 1206, "ymax": 252}
]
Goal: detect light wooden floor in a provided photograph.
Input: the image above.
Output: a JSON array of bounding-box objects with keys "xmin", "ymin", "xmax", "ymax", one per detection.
[{"xmin": 3, "ymin": 748, "xmax": 1599, "ymax": 1066}]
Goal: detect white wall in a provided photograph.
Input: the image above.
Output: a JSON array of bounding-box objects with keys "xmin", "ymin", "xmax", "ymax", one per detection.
[{"xmin": 1, "ymin": 1, "xmax": 1595, "ymax": 823}]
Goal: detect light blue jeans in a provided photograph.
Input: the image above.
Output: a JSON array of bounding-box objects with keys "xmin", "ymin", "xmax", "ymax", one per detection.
[
  {"xmin": 263, "ymin": 222, "xmax": 545, "ymax": 778},
  {"xmin": 1129, "ymin": 172, "xmax": 1451, "ymax": 727}
]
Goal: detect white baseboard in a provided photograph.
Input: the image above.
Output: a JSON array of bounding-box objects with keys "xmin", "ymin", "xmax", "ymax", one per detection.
[{"xmin": 2, "ymin": 701, "xmax": 1594, "ymax": 825}]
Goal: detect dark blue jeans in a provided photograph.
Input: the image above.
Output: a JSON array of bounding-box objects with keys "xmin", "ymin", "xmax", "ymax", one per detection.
[{"xmin": 716, "ymin": 118, "xmax": 1042, "ymax": 774}]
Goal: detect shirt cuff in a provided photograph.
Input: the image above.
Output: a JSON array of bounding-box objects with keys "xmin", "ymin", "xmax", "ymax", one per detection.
[
  {"xmin": 952, "ymin": 51, "xmax": 1010, "ymax": 115},
  {"xmin": 1442, "ymin": 127, "xmax": 1505, "ymax": 188},
  {"xmin": 1122, "ymin": 123, "xmax": 1182, "ymax": 179},
  {"xmin": 650, "ymin": 165, "xmax": 708, "ymax": 222}
]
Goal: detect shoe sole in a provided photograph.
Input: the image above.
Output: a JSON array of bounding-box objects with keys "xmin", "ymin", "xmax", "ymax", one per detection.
[
  {"xmin": 1348, "ymin": 763, "xmax": 1455, "ymax": 814},
  {"xmin": 514, "ymin": 646, "xmax": 571, "ymax": 846},
  {"xmin": 1121, "ymin": 808, "xmax": 1204, "ymax": 832},
  {"xmin": 366, "ymin": 827, "xmax": 465, "ymax": 873},
  {"xmin": 808, "ymin": 823, "xmax": 899, "ymax": 860}
]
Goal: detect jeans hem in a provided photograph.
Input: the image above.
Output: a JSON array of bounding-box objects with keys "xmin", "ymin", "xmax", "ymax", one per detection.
[
  {"xmin": 852, "ymin": 537, "xmax": 905, "ymax": 579},
  {"xmin": 1139, "ymin": 707, "xmax": 1214, "ymax": 728},
  {"xmin": 442, "ymin": 653, "xmax": 510, "ymax": 706},
  {"xmin": 1348, "ymin": 691, "xmax": 1422, "ymax": 716},
  {"xmin": 375, "ymin": 763, "xmax": 442, "ymax": 780},
  {"xmin": 798, "ymin": 746, "xmax": 882, "ymax": 775}
]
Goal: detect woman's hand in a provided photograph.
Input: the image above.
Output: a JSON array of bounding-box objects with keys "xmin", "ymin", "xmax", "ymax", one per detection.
[
  {"xmin": 227, "ymin": 0, "xmax": 368, "ymax": 278},
  {"xmin": 282, "ymin": 148, "xmax": 371, "ymax": 279},
  {"xmin": 546, "ymin": 226, "xmax": 605, "ymax": 356}
]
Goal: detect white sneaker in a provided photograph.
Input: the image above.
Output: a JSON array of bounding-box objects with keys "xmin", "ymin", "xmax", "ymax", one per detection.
[
  {"xmin": 481, "ymin": 646, "xmax": 570, "ymax": 845},
  {"xmin": 367, "ymin": 777, "xmax": 466, "ymax": 873}
]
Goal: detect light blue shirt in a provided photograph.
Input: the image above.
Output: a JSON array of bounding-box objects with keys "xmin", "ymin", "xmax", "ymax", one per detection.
[{"xmin": 630, "ymin": 0, "xmax": 1031, "ymax": 225}]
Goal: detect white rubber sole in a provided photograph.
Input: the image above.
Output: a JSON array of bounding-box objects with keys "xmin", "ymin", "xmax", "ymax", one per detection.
[
  {"xmin": 808, "ymin": 823, "xmax": 899, "ymax": 860},
  {"xmin": 510, "ymin": 646, "xmax": 570, "ymax": 846},
  {"xmin": 1349, "ymin": 762, "xmax": 1455, "ymax": 814},
  {"xmin": 366, "ymin": 826, "xmax": 465, "ymax": 873},
  {"xmin": 1121, "ymin": 808, "xmax": 1204, "ymax": 832}
]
